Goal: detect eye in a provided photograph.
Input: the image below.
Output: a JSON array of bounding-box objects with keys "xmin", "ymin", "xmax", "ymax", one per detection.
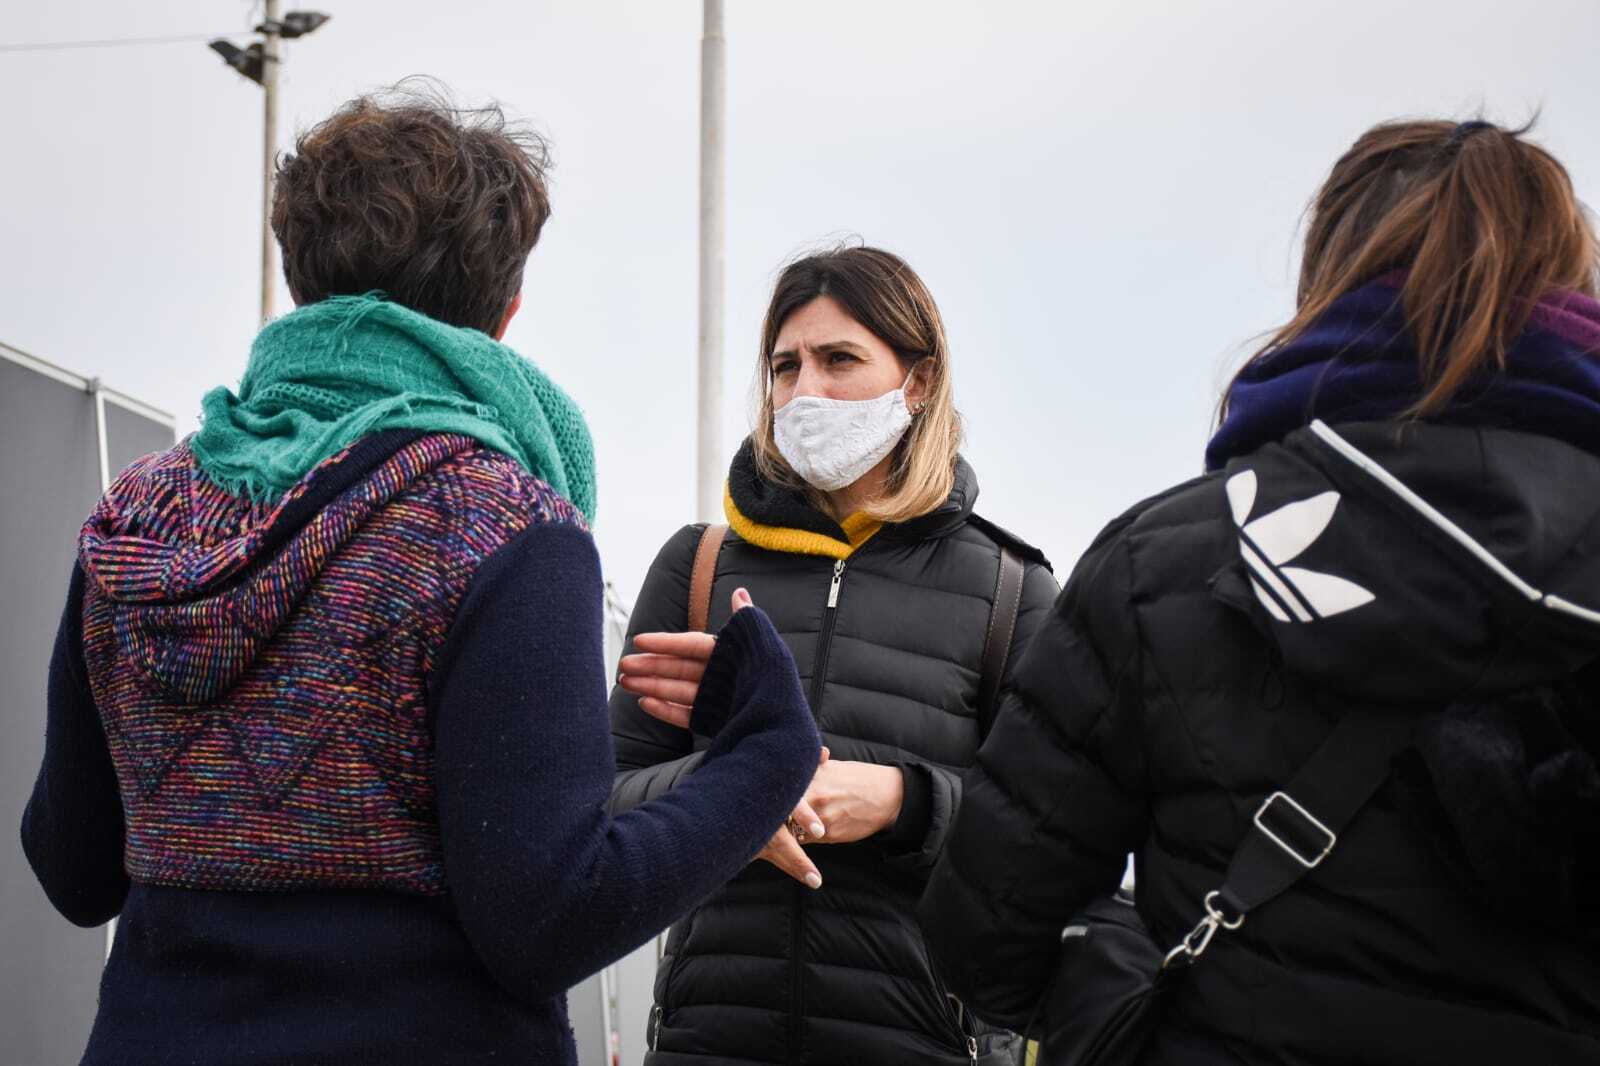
[
  {"xmin": 828, "ymin": 351, "xmax": 860, "ymax": 366},
  {"xmin": 772, "ymin": 359, "xmax": 799, "ymax": 376}
]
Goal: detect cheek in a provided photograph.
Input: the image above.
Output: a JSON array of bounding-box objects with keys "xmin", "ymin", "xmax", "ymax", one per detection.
[
  {"xmin": 836, "ymin": 363, "xmax": 908, "ymax": 402},
  {"xmin": 771, "ymin": 379, "xmax": 795, "ymax": 409}
]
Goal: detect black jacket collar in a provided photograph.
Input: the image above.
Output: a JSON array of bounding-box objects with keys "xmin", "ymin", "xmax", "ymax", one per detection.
[{"xmin": 725, "ymin": 438, "xmax": 978, "ymax": 549}]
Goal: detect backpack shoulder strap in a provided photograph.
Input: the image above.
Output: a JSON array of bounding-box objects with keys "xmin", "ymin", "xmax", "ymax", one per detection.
[
  {"xmin": 687, "ymin": 524, "xmax": 727, "ymax": 633},
  {"xmin": 977, "ymin": 546, "xmax": 1026, "ymax": 735}
]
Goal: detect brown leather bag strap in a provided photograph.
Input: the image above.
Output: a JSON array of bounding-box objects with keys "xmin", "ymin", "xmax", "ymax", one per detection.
[
  {"xmin": 977, "ymin": 547, "xmax": 1026, "ymax": 736},
  {"xmin": 687, "ymin": 524, "xmax": 727, "ymax": 633}
]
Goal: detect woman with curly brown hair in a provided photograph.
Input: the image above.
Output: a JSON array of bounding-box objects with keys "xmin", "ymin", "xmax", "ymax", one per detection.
[{"xmin": 20, "ymin": 86, "xmax": 821, "ymax": 1066}]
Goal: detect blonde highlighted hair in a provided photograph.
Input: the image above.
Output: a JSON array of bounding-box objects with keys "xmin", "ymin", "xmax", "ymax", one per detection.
[{"xmin": 751, "ymin": 245, "xmax": 963, "ymax": 524}]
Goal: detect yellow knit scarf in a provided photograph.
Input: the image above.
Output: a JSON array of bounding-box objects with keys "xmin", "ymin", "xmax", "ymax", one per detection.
[{"xmin": 722, "ymin": 483, "xmax": 882, "ymax": 561}]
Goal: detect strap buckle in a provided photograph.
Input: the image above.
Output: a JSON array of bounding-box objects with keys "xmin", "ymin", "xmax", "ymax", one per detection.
[{"xmin": 1253, "ymin": 791, "xmax": 1336, "ymax": 869}]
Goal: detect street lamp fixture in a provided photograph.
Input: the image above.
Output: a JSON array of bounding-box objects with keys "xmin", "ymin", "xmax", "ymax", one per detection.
[
  {"xmin": 265, "ymin": 11, "xmax": 332, "ymax": 39},
  {"xmin": 207, "ymin": 40, "xmax": 265, "ymax": 85},
  {"xmin": 205, "ymin": 8, "xmax": 332, "ymax": 326},
  {"xmin": 207, "ymin": 11, "xmax": 328, "ymax": 82}
]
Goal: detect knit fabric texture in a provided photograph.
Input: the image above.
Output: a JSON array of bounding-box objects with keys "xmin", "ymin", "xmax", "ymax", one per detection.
[
  {"xmin": 28, "ymin": 459, "xmax": 823, "ymax": 1064},
  {"xmin": 191, "ymin": 294, "xmax": 598, "ymax": 521},
  {"xmin": 76, "ymin": 432, "xmax": 583, "ymax": 894},
  {"xmin": 723, "ymin": 483, "xmax": 881, "ymax": 560},
  {"xmin": 721, "ymin": 438, "xmax": 882, "ymax": 560}
]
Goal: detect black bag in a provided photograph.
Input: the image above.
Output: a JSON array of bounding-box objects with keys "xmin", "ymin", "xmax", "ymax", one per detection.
[
  {"xmin": 1036, "ymin": 890, "xmax": 1169, "ymax": 1063},
  {"xmin": 1034, "ymin": 709, "xmax": 1418, "ymax": 1066}
]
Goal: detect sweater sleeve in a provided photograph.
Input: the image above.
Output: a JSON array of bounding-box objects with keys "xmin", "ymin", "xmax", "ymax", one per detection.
[
  {"xmin": 879, "ymin": 559, "xmax": 1062, "ymax": 882},
  {"xmin": 21, "ymin": 565, "xmax": 130, "ymax": 927},
  {"xmin": 433, "ymin": 521, "xmax": 820, "ymax": 1004},
  {"xmin": 918, "ymin": 532, "xmax": 1147, "ymax": 1032},
  {"xmin": 607, "ymin": 523, "xmax": 708, "ymax": 814}
]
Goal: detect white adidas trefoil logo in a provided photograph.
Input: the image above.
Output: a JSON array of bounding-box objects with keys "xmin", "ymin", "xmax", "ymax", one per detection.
[{"xmin": 1226, "ymin": 470, "xmax": 1375, "ymax": 623}]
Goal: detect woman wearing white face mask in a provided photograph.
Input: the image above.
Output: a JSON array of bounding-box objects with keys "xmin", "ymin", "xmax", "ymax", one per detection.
[{"xmin": 608, "ymin": 245, "xmax": 1058, "ymax": 1066}]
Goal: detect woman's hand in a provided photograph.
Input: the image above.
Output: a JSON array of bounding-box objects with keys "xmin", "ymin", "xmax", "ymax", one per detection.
[
  {"xmin": 754, "ymin": 753, "xmax": 906, "ymax": 886},
  {"xmin": 755, "ymin": 748, "xmax": 831, "ymax": 889},
  {"xmin": 618, "ymin": 591, "xmax": 902, "ymax": 880},
  {"xmin": 803, "ymin": 759, "xmax": 905, "ymax": 845},
  {"xmin": 620, "ymin": 588, "xmax": 832, "ymax": 889},
  {"xmin": 617, "ymin": 588, "xmax": 753, "ymax": 728}
]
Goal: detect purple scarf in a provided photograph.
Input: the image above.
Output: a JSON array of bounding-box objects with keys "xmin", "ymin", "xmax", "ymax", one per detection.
[{"xmin": 1206, "ymin": 278, "xmax": 1600, "ymax": 471}]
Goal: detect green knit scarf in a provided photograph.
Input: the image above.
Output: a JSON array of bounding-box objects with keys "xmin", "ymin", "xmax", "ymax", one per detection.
[{"xmin": 192, "ymin": 295, "xmax": 597, "ymax": 522}]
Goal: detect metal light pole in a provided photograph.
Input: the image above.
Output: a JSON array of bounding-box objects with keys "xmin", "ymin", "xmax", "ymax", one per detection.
[
  {"xmin": 260, "ymin": 0, "xmax": 281, "ymax": 325},
  {"xmin": 696, "ymin": 0, "xmax": 727, "ymax": 524},
  {"xmin": 209, "ymin": 11, "xmax": 330, "ymax": 327}
]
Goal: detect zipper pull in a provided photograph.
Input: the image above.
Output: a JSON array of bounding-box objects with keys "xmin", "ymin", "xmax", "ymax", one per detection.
[
  {"xmin": 650, "ymin": 1005, "xmax": 663, "ymax": 1051},
  {"xmin": 967, "ymin": 1036, "xmax": 978, "ymax": 1063},
  {"xmin": 826, "ymin": 559, "xmax": 845, "ymax": 608}
]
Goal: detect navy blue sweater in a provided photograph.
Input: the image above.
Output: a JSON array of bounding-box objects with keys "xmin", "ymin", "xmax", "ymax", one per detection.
[{"xmin": 22, "ymin": 522, "xmax": 821, "ymax": 1065}]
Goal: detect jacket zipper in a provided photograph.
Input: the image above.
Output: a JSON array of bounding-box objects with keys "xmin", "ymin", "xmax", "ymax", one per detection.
[
  {"xmin": 792, "ymin": 558, "xmax": 842, "ymax": 1065},
  {"xmin": 948, "ymin": 994, "xmax": 978, "ymax": 1063},
  {"xmin": 807, "ymin": 559, "xmax": 846, "ymax": 713},
  {"xmin": 650, "ymin": 1004, "xmax": 662, "ymax": 1051}
]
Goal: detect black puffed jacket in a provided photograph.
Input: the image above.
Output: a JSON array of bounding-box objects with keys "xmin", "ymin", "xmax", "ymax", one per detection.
[
  {"xmin": 610, "ymin": 442, "xmax": 1057, "ymax": 1066},
  {"xmin": 922, "ymin": 421, "xmax": 1600, "ymax": 1066}
]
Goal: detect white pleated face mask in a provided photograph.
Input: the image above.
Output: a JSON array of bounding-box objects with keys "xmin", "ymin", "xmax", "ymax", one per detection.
[{"xmin": 772, "ymin": 377, "xmax": 914, "ymax": 492}]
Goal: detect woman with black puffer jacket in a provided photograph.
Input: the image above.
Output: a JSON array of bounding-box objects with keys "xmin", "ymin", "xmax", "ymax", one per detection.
[
  {"xmin": 921, "ymin": 118, "xmax": 1600, "ymax": 1066},
  {"xmin": 609, "ymin": 245, "xmax": 1059, "ymax": 1066}
]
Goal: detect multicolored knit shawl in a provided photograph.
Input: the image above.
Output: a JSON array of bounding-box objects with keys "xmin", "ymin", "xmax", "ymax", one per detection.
[
  {"xmin": 191, "ymin": 294, "xmax": 598, "ymax": 521},
  {"xmin": 1207, "ymin": 277, "xmax": 1600, "ymax": 471}
]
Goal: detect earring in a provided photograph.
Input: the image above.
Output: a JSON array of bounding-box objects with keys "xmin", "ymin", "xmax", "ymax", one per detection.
[{"xmin": 913, "ymin": 401, "xmax": 927, "ymax": 414}]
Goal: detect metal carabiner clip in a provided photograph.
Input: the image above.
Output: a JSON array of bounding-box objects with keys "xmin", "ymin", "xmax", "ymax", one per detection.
[{"xmin": 1162, "ymin": 890, "xmax": 1245, "ymax": 970}]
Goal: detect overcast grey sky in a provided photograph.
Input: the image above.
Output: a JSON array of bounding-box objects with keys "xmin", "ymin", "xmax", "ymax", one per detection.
[{"xmin": 4, "ymin": 0, "xmax": 1599, "ymax": 598}]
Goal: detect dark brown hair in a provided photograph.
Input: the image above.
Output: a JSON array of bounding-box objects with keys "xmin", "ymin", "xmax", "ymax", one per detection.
[
  {"xmin": 271, "ymin": 81, "xmax": 551, "ymax": 334},
  {"xmin": 752, "ymin": 244, "xmax": 962, "ymax": 523},
  {"xmin": 1225, "ymin": 118, "xmax": 1599, "ymax": 419}
]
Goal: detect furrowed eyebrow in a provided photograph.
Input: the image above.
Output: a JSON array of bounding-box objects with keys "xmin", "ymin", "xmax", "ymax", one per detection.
[{"xmin": 769, "ymin": 340, "xmax": 869, "ymax": 364}]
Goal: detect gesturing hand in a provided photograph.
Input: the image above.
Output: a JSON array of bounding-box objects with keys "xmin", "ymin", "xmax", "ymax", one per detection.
[
  {"xmin": 618, "ymin": 589, "xmax": 828, "ymax": 890},
  {"xmin": 619, "ymin": 591, "xmax": 899, "ymax": 891},
  {"xmin": 754, "ymin": 747, "xmax": 831, "ymax": 890},
  {"xmin": 617, "ymin": 588, "xmax": 754, "ymax": 729}
]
